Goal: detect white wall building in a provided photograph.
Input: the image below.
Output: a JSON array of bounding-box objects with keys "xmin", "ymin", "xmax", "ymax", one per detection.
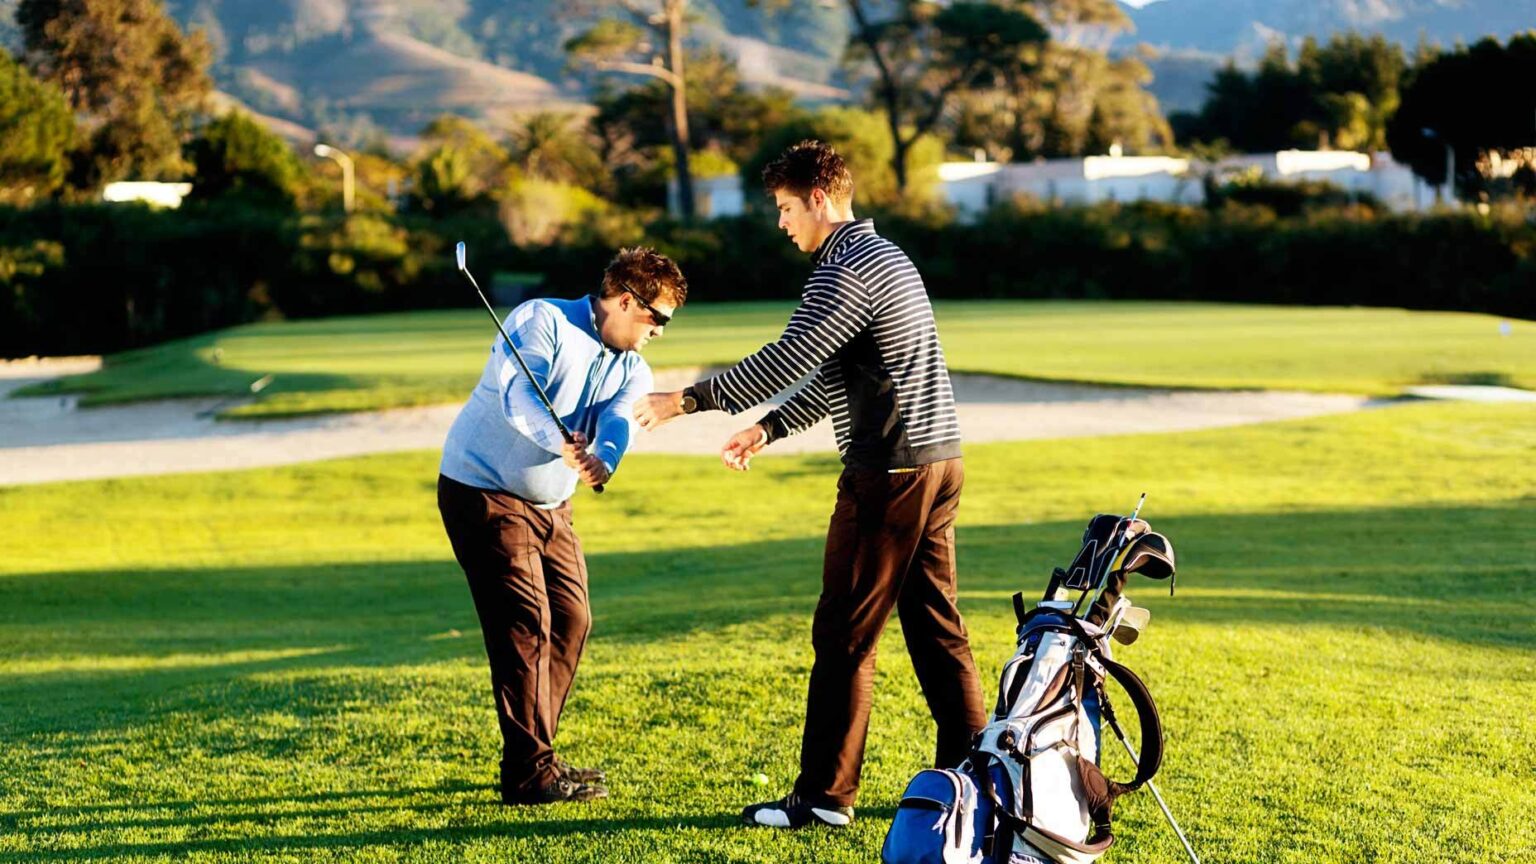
[
  {"xmin": 101, "ymin": 182, "xmax": 194, "ymax": 208},
  {"xmin": 667, "ymin": 174, "xmax": 747, "ymax": 219},
  {"xmin": 668, "ymin": 150, "xmax": 1430, "ymax": 220}
]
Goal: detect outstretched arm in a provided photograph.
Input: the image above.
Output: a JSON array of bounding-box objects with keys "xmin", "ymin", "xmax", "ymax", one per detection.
[{"xmin": 634, "ymin": 269, "xmax": 868, "ymax": 429}]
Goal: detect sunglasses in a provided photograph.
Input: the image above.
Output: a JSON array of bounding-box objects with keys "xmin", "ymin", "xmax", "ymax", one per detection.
[{"xmin": 621, "ymin": 284, "xmax": 672, "ymax": 327}]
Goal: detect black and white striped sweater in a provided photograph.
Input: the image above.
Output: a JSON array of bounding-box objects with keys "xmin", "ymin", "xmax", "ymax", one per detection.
[{"xmin": 692, "ymin": 219, "xmax": 962, "ymax": 470}]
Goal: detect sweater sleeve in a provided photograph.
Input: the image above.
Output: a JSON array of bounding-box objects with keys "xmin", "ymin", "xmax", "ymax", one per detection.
[
  {"xmin": 591, "ymin": 361, "xmax": 651, "ymax": 475},
  {"xmin": 759, "ymin": 365, "xmax": 830, "ymax": 443},
  {"xmin": 692, "ymin": 265, "xmax": 869, "ymax": 414}
]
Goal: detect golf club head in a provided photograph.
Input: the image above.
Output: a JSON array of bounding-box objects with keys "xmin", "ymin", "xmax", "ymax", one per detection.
[
  {"xmin": 1111, "ymin": 606, "xmax": 1151, "ymax": 645},
  {"xmin": 455, "ymin": 241, "xmax": 467, "ymax": 272},
  {"xmin": 1102, "ymin": 596, "xmax": 1133, "ymax": 633}
]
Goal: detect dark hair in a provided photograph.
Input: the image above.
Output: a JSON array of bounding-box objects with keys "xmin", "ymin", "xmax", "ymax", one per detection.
[
  {"xmin": 761, "ymin": 139, "xmax": 854, "ymax": 204},
  {"xmin": 600, "ymin": 247, "xmax": 688, "ymax": 307}
]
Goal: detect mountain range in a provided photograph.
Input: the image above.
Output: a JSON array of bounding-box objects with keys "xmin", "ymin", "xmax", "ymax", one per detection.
[{"xmin": 4, "ymin": 0, "xmax": 1532, "ymax": 142}]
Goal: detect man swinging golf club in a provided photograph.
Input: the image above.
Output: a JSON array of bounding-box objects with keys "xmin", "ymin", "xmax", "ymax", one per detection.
[
  {"xmin": 439, "ymin": 246, "xmax": 686, "ymax": 805},
  {"xmin": 634, "ymin": 140, "xmax": 987, "ymax": 828}
]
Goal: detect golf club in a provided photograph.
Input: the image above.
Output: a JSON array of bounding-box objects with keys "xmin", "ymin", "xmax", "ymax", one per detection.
[{"xmin": 455, "ymin": 241, "xmax": 603, "ymax": 494}]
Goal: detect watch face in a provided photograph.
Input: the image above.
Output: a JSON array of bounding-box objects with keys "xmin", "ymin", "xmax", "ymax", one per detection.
[{"xmin": 681, "ymin": 395, "xmax": 698, "ymax": 413}]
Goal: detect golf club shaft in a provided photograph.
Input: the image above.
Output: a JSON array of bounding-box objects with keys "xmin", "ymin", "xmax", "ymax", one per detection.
[
  {"xmin": 457, "ymin": 257, "xmax": 605, "ymax": 493},
  {"xmin": 1105, "ymin": 716, "xmax": 1201, "ymax": 864}
]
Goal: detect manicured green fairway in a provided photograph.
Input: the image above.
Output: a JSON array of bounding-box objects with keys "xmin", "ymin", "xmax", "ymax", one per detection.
[
  {"xmin": 21, "ymin": 302, "xmax": 1535, "ymax": 418},
  {"xmin": 2, "ymin": 400, "xmax": 1533, "ymax": 862}
]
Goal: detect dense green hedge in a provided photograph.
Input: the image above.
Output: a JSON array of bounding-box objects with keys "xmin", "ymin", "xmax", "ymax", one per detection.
[{"xmin": 3, "ymin": 199, "xmax": 1531, "ymax": 357}]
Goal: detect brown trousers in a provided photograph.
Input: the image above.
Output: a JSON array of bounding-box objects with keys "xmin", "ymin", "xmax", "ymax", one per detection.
[
  {"xmin": 794, "ymin": 457, "xmax": 987, "ymax": 807},
  {"xmin": 437, "ymin": 475, "xmax": 590, "ymax": 795}
]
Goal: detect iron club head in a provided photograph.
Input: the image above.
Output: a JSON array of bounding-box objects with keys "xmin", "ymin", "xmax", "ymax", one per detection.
[
  {"xmin": 1112, "ymin": 606, "xmax": 1151, "ymax": 645},
  {"xmin": 455, "ymin": 241, "xmax": 467, "ymax": 272}
]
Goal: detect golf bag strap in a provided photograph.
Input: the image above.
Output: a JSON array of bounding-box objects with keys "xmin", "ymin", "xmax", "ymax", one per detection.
[
  {"xmin": 1063, "ymin": 616, "xmax": 1163, "ymax": 789},
  {"xmin": 971, "ymin": 750, "xmax": 1030, "ymax": 828},
  {"xmin": 1100, "ymin": 655, "xmax": 1164, "ymax": 790}
]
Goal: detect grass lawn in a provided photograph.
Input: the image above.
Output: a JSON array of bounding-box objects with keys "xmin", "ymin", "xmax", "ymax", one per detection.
[
  {"xmin": 1, "ymin": 399, "xmax": 1533, "ymax": 862},
  {"xmin": 18, "ymin": 302, "xmax": 1535, "ymax": 418}
]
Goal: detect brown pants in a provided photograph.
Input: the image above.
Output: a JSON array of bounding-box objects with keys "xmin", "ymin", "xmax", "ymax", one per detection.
[
  {"xmin": 437, "ymin": 475, "xmax": 590, "ymax": 796},
  {"xmin": 794, "ymin": 458, "xmax": 987, "ymax": 807}
]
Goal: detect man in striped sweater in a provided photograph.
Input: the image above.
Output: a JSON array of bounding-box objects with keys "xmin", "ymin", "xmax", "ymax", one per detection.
[{"xmin": 634, "ymin": 140, "xmax": 987, "ymax": 829}]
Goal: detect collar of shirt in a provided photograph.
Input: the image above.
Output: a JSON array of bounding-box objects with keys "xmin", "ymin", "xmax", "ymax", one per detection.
[
  {"xmin": 585, "ymin": 294, "xmax": 623, "ymax": 355},
  {"xmin": 812, "ymin": 218, "xmax": 876, "ymax": 266}
]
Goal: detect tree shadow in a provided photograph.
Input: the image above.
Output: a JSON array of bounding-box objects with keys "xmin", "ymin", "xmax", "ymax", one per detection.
[
  {"xmin": 0, "ymin": 500, "xmax": 1529, "ymax": 859},
  {"xmin": 0, "ymin": 806, "xmax": 744, "ymax": 863}
]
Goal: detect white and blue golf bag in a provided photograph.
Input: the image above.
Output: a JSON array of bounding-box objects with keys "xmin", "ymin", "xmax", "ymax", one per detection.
[{"xmin": 883, "ymin": 510, "xmax": 1176, "ymax": 864}]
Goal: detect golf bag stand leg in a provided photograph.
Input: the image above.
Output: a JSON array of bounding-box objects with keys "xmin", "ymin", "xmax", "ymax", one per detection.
[{"xmin": 1101, "ymin": 710, "xmax": 1202, "ymax": 864}]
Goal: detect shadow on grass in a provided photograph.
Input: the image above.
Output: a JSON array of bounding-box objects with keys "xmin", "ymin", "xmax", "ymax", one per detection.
[
  {"xmin": 0, "ymin": 502, "xmax": 1529, "ymax": 858},
  {"xmin": 10, "ymin": 324, "xmax": 417, "ymax": 410},
  {"xmin": 0, "ymin": 809, "xmax": 745, "ymax": 863},
  {"xmin": 1, "ymin": 501, "xmax": 1529, "ymax": 729}
]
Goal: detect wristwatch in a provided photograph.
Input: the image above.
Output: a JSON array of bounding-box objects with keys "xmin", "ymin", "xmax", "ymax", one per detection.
[{"xmin": 679, "ymin": 386, "xmax": 699, "ymax": 414}]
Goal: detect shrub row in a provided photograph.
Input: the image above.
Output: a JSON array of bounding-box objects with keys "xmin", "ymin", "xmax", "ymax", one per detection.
[{"xmin": 3, "ymin": 200, "xmax": 1531, "ymax": 357}]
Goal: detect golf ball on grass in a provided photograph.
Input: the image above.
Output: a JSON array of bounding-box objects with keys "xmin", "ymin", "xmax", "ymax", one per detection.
[{"xmin": 750, "ymin": 772, "xmax": 769, "ymax": 786}]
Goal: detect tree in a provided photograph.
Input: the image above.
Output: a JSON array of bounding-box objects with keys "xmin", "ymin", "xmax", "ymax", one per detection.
[
  {"xmin": 588, "ymin": 47, "xmax": 797, "ymax": 205},
  {"xmin": 506, "ymin": 111, "xmax": 605, "ymax": 189},
  {"xmin": 566, "ymin": 1, "xmax": 699, "ymax": 218},
  {"xmin": 1178, "ymin": 33, "xmax": 1407, "ymax": 153},
  {"xmin": 185, "ymin": 111, "xmax": 305, "ymax": 208},
  {"xmin": 949, "ymin": 0, "xmax": 1170, "ymax": 160},
  {"xmin": 0, "ymin": 47, "xmax": 75, "ymax": 203},
  {"xmin": 407, "ymin": 115, "xmax": 510, "ymax": 214},
  {"xmin": 1387, "ymin": 33, "xmax": 1536, "ymax": 196},
  {"xmin": 18, "ymin": 0, "xmax": 211, "ymax": 185},
  {"xmin": 843, "ymin": 0, "xmax": 1048, "ymax": 189}
]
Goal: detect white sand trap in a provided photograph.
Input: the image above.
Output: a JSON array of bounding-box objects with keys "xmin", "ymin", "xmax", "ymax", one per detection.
[{"xmin": 0, "ymin": 359, "xmax": 1395, "ymax": 486}]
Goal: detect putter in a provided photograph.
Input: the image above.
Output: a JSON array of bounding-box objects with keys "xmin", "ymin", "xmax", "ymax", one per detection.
[{"xmin": 455, "ymin": 241, "xmax": 603, "ymax": 494}]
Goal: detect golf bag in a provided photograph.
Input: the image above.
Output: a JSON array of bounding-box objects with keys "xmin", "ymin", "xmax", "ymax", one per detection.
[{"xmin": 883, "ymin": 508, "xmax": 1177, "ymax": 864}]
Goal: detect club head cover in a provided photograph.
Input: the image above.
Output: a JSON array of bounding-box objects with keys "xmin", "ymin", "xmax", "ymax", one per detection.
[{"xmin": 1118, "ymin": 532, "xmax": 1175, "ymax": 581}]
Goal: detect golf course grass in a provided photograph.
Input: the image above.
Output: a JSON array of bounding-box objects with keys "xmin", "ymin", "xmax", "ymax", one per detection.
[
  {"xmin": 19, "ymin": 302, "xmax": 1535, "ymax": 418},
  {"xmin": 2, "ymin": 398, "xmax": 1533, "ymax": 862}
]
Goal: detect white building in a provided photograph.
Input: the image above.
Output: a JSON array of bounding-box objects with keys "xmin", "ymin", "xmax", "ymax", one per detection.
[
  {"xmin": 101, "ymin": 181, "xmax": 194, "ymax": 208},
  {"xmin": 667, "ymin": 174, "xmax": 746, "ymax": 219},
  {"xmin": 668, "ymin": 150, "xmax": 1430, "ymax": 220},
  {"xmin": 1208, "ymin": 150, "xmax": 1423, "ymax": 211}
]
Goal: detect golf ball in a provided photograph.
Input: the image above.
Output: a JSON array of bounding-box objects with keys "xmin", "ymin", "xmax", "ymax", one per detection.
[{"xmin": 751, "ymin": 772, "xmax": 769, "ymax": 786}]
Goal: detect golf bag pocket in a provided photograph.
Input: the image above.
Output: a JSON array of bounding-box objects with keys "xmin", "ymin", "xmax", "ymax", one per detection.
[{"xmin": 881, "ymin": 768, "xmax": 990, "ymax": 864}]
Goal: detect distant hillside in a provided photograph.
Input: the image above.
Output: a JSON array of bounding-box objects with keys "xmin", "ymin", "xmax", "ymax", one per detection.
[
  {"xmin": 155, "ymin": 0, "xmax": 846, "ymax": 147},
  {"xmin": 11, "ymin": 0, "xmax": 1532, "ymax": 147}
]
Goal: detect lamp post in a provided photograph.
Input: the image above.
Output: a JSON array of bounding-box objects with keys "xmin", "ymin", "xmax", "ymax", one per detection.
[
  {"xmin": 1420, "ymin": 128, "xmax": 1455, "ymax": 205},
  {"xmin": 313, "ymin": 143, "xmax": 355, "ymax": 213}
]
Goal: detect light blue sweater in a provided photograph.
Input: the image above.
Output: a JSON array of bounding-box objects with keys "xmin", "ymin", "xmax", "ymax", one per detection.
[{"xmin": 439, "ymin": 295, "xmax": 652, "ymax": 507}]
